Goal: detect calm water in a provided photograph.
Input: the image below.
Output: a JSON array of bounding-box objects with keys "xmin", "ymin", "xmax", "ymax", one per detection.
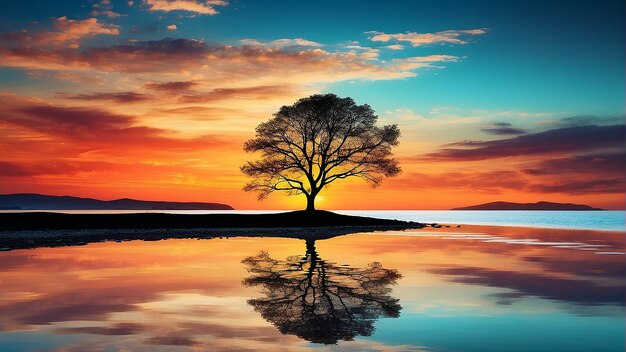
[
  {"xmin": 0, "ymin": 224, "xmax": 624, "ymax": 351},
  {"xmin": 338, "ymin": 210, "xmax": 626, "ymax": 232},
  {"xmin": 1, "ymin": 210, "xmax": 624, "ymax": 231}
]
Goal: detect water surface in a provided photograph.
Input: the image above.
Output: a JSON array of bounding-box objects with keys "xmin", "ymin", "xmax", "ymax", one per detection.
[
  {"xmin": 0, "ymin": 224, "xmax": 624, "ymax": 351},
  {"xmin": 1, "ymin": 210, "xmax": 624, "ymax": 231}
]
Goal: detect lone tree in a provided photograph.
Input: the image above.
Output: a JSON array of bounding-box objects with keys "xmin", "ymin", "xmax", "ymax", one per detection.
[{"xmin": 241, "ymin": 94, "xmax": 401, "ymax": 211}]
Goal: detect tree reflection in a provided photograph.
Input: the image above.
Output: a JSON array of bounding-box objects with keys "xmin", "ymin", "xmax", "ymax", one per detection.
[{"xmin": 241, "ymin": 238, "xmax": 402, "ymax": 344}]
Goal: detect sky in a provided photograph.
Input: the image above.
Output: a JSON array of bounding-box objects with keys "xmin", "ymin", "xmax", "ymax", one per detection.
[{"xmin": 0, "ymin": 0, "xmax": 624, "ymax": 209}]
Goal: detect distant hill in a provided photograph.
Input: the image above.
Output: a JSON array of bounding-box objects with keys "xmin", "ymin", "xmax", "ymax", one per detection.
[
  {"xmin": 452, "ymin": 201, "xmax": 603, "ymax": 211},
  {"xmin": 0, "ymin": 194, "xmax": 234, "ymax": 210}
]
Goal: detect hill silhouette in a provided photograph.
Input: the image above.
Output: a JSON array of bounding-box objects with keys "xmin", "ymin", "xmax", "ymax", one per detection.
[
  {"xmin": 0, "ymin": 193, "xmax": 233, "ymax": 210},
  {"xmin": 453, "ymin": 201, "xmax": 602, "ymax": 211}
]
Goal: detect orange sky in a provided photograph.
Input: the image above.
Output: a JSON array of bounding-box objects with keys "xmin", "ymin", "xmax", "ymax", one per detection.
[
  {"xmin": 0, "ymin": 1, "xmax": 624, "ymax": 210},
  {"xmin": 1, "ymin": 91, "xmax": 623, "ymax": 209}
]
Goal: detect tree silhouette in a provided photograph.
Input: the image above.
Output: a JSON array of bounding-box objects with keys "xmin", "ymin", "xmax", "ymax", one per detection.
[
  {"xmin": 241, "ymin": 94, "xmax": 401, "ymax": 211},
  {"xmin": 241, "ymin": 239, "xmax": 402, "ymax": 344}
]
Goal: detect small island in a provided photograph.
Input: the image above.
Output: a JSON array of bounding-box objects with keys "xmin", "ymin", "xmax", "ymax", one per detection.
[{"xmin": 452, "ymin": 201, "xmax": 603, "ymax": 211}]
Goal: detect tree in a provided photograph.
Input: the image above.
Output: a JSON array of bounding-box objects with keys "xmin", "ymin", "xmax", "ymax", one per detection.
[
  {"xmin": 241, "ymin": 239, "xmax": 402, "ymax": 344},
  {"xmin": 241, "ymin": 94, "xmax": 401, "ymax": 212}
]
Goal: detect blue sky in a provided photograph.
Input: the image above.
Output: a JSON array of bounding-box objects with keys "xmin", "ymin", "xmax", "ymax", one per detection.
[
  {"xmin": 2, "ymin": 0, "xmax": 623, "ymax": 116},
  {"xmin": 0, "ymin": 0, "xmax": 624, "ymax": 209}
]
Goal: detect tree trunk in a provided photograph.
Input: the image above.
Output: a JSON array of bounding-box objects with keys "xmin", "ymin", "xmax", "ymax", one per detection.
[
  {"xmin": 305, "ymin": 239, "xmax": 317, "ymax": 259},
  {"xmin": 305, "ymin": 194, "xmax": 316, "ymax": 212}
]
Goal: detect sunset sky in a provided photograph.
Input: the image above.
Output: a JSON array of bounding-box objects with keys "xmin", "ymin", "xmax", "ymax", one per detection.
[{"xmin": 0, "ymin": 0, "xmax": 624, "ymax": 209}]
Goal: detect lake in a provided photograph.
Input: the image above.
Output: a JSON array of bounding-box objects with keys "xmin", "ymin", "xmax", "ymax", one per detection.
[{"xmin": 0, "ymin": 221, "xmax": 624, "ymax": 351}]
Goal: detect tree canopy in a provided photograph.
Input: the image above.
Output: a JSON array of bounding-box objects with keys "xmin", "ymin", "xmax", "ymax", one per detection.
[{"xmin": 241, "ymin": 94, "xmax": 401, "ymax": 211}]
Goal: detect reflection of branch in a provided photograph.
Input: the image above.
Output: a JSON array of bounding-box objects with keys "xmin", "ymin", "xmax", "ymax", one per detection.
[{"xmin": 241, "ymin": 239, "xmax": 402, "ymax": 344}]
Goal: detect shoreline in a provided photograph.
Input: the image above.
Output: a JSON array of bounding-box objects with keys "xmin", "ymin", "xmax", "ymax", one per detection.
[
  {"xmin": 0, "ymin": 210, "xmax": 423, "ymax": 230},
  {"xmin": 0, "ymin": 211, "xmax": 424, "ymax": 250}
]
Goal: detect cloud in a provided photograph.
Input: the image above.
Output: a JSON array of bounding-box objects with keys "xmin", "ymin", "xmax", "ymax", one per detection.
[
  {"xmin": 391, "ymin": 55, "xmax": 458, "ymax": 70},
  {"xmin": 408, "ymin": 123, "xmax": 626, "ymax": 196},
  {"xmin": 166, "ymin": 24, "xmax": 178, "ymax": 31},
  {"xmin": 144, "ymin": 0, "xmax": 227, "ymax": 15},
  {"xmin": 521, "ymin": 151, "xmax": 626, "ymax": 194},
  {"xmin": 368, "ymin": 29, "xmax": 487, "ymax": 47},
  {"xmin": 425, "ymin": 124, "xmax": 626, "ymax": 161},
  {"xmin": 90, "ymin": 10, "xmax": 125, "ymax": 18},
  {"xmin": 0, "ymin": 100, "xmax": 227, "ymax": 151},
  {"xmin": 391, "ymin": 170, "xmax": 526, "ymax": 193},
  {"xmin": 342, "ymin": 44, "xmax": 381, "ymax": 60},
  {"xmin": 0, "ymin": 38, "xmax": 460, "ymax": 83},
  {"xmin": 62, "ymin": 91, "xmax": 151, "ymax": 103},
  {"xmin": 156, "ymin": 106, "xmax": 238, "ymax": 120},
  {"xmin": 143, "ymin": 82, "xmax": 299, "ymax": 104},
  {"xmin": 52, "ymin": 16, "xmax": 120, "ymax": 40},
  {"xmin": 0, "ymin": 160, "xmax": 107, "ymax": 177},
  {"xmin": 240, "ymin": 38, "xmax": 323, "ymax": 48},
  {"xmin": 527, "ymin": 178, "xmax": 625, "ymax": 195},
  {"xmin": 144, "ymin": 80, "xmax": 197, "ymax": 92},
  {"xmin": 178, "ymin": 85, "xmax": 296, "ymax": 103},
  {"xmin": 549, "ymin": 115, "xmax": 625, "ymax": 128},
  {"xmin": 393, "ymin": 151, "xmax": 626, "ymax": 195},
  {"xmin": 523, "ymin": 152, "xmax": 626, "ymax": 176},
  {"xmin": 481, "ymin": 122, "xmax": 526, "ymax": 135},
  {"xmin": 385, "ymin": 44, "xmax": 404, "ymax": 50},
  {"xmin": 2, "ymin": 17, "xmax": 119, "ymax": 47}
]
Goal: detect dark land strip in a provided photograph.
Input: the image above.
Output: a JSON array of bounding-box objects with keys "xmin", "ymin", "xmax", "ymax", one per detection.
[{"xmin": 0, "ymin": 211, "xmax": 425, "ymax": 251}]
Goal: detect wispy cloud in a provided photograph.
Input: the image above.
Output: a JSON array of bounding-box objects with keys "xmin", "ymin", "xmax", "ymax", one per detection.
[
  {"xmin": 61, "ymin": 91, "xmax": 151, "ymax": 103},
  {"xmin": 523, "ymin": 152, "xmax": 626, "ymax": 176},
  {"xmin": 0, "ymin": 160, "xmax": 110, "ymax": 177},
  {"xmin": 0, "ymin": 38, "xmax": 460, "ymax": 84},
  {"xmin": 480, "ymin": 122, "xmax": 526, "ymax": 135},
  {"xmin": 90, "ymin": 10, "xmax": 125, "ymax": 18},
  {"xmin": 144, "ymin": 80, "xmax": 197, "ymax": 92},
  {"xmin": 425, "ymin": 124, "xmax": 625, "ymax": 161},
  {"xmin": 368, "ymin": 29, "xmax": 487, "ymax": 47},
  {"xmin": 392, "ymin": 170, "xmax": 526, "ymax": 193},
  {"xmin": 384, "ymin": 44, "xmax": 404, "ymax": 50},
  {"xmin": 90, "ymin": 0, "xmax": 124, "ymax": 18},
  {"xmin": 0, "ymin": 98, "xmax": 227, "ymax": 151},
  {"xmin": 240, "ymin": 38, "xmax": 323, "ymax": 48},
  {"xmin": 178, "ymin": 85, "xmax": 296, "ymax": 103},
  {"xmin": 144, "ymin": 0, "xmax": 227, "ymax": 15},
  {"xmin": 528, "ymin": 178, "xmax": 625, "ymax": 195},
  {"xmin": 399, "ymin": 120, "xmax": 626, "ymax": 197},
  {"xmin": 2, "ymin": 17, "xmax": 119, "ymax": 48}
]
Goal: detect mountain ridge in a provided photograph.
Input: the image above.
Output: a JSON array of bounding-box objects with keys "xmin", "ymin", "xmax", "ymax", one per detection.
[{"xmin": 0, "ymin": 193, "xmax": 234, "ymax": 210}]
